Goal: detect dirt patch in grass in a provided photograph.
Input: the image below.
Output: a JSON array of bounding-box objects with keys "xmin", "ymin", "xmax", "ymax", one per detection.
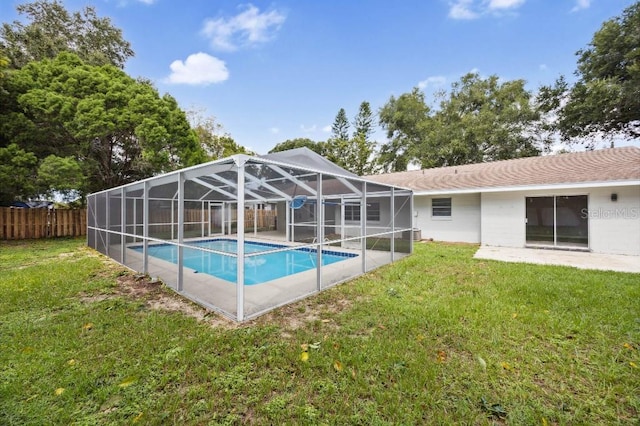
[
  {"xmin": 116, "ymin": 274, "xmax": 164, "ymax": 299},
  {"xmin": 79, "ymin": 273, "xmax": 238, "ymax": 329},
  {"xmin": 80, "ymin": 267, "xmax": 355, "ymax": 331},
  {"xmin": 248, "ymin": 294, "xmax": 353, "ymax": 335}
]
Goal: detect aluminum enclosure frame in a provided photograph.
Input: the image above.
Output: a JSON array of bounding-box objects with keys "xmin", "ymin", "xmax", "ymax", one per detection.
[{"xmin": 87, "ymin": 150, "xmax": 413, "ymax": 321}]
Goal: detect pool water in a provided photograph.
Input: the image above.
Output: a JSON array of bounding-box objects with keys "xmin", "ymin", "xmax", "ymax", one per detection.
[{"xmin": 132, "ymin": 239, "xmax": 357, "ymax": 285}]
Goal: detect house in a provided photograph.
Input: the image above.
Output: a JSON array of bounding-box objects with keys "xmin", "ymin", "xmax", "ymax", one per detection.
[{"xmin": 366, "ymin": 147, "xmax": 640, "ymax": 256}]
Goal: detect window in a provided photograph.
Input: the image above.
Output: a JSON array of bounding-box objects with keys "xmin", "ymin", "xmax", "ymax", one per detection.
[
  {"xmin": 344, "ymin": 204, "xmax": 360, "ymax": 221},
  {"xmin": 366, "ymin": 202, "xmax": 380, "ymax": 221},
  {"xmin": 432, "ymin": 198, "xmax": 452, "ymax": 217},
  {"xmin": 344, "ymin": 202, "xmax": 380, "ymax": 221}
]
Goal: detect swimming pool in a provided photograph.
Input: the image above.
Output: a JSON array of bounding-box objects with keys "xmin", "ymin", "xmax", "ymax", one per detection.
[{"xmin": 132, "ymin": 239, "xmax": 357, "ymax": 285}]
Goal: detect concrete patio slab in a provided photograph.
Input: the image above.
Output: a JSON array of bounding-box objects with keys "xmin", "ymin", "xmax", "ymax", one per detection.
[{"xmin": 474, "ymin": 246, "xmax": 640, "ymax": 274}]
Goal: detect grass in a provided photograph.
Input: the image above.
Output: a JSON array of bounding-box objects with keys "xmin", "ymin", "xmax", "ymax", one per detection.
[{"xmin": 0, "ymin": 238, "xmax": 638, "ymax": 425}]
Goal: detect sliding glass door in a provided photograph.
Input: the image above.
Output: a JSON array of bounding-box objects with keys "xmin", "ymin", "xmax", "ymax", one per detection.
[
  {"xmin": 526, "ymin": 195, "xmax": 588, "ymax": 249},
  {"xmin": 556, "ymin": 196, "xmax": 589, "ymax": 247}
]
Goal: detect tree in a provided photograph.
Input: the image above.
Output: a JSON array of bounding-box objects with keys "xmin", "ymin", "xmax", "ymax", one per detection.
[
  {"xmin": 1, "ymin": 53, "xmax": 206, "ymax": 196},
  {"xmin": 353, "ymin": 101, "xmax": 374, "ymax": 141},
  {"xmin": 378, "ymin": 74, "xmax": 543, "ymax": 171},
  {"xmin": 349, "ymin": 101, "xmax": 377, "ymax": 175},
  {"xmin": 216, "ymin": 135, "xmax": 253, "ymax": 158},
  {"xmin": 331, "ymin": 108, "xmax": 350, "ymax": 141},
  {"xmin": 349, "ymin": 133, "xmax": 377, "ymax": 175},
  {"xmin": 538, "ymin": 2, "xmax": 640, "ymax": 144},
  {"xmin": 1, "ymin": 0, "xmax": 134, "ymax": 69},
  {"xmin": 0, "ymin": 55, "xmax": 8, "ymax": 87},
  {"xmin": 187, "ymin": 109, "xmax": 251, "ymax": 159},
  {"xmin": 0, "ymin": 56, "xmax": 11, "ymax": 147},
  {"xmin": 325, "ymin": 108, "xmax": 351, "ymax": 167},
  {"xmin": 0, "ymin": 143, "xmax": 38, "ymax": 205},
  {"xmin": 36, "ymin": 155, "xmax": 84, "ymax": 201},
  {"xmin": 378, "ymin": 88, "xmax": 431, "ymax": 172},
  {"xmin": 324, "ymin": 104, "xmax": 378, "ymax": 175},
  {"xmin": 423, "ymin": 73, "xmax": 541, "ymax": 167},
  {"xmin": 269, "ymin": 138, "xmax": 327, "ymax": 155}
]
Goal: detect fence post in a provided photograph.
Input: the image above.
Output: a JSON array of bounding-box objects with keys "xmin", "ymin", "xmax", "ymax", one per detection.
[{"xmin": 18, "ymin": 208, "xmax": 25, "ymax": 239}]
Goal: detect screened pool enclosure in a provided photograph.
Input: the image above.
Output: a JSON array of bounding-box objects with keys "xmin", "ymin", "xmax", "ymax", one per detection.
[{"xmin": 87, "ymin": 148, "xmax": 413, "ymax": 321}]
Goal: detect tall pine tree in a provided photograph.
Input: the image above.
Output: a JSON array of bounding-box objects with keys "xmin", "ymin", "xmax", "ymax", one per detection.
[
  {"xmin": 350, "ymin": 101, "xmax": 377, "ymax": 175},
  {"xmin": 326, "ymin": 108, "xmax": 350, "ymax": 168}
]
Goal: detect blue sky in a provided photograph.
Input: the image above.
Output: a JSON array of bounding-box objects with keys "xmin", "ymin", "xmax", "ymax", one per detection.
[{"xmin": 1, "ymin": 0, "xmax": 638, "ymax": 154}]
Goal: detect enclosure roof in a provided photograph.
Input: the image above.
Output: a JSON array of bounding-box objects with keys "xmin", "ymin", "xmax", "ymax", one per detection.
[
  {"xmin": 365, "ymin": 146, "xmax": 640, "ymax": 193},
  {"xmin": 259, "ymin": 147, "xmax": 359, "ymax": 178},
  {"xmin": 89, "ymin": 147, "xmax": 408, "ymax": 199}
]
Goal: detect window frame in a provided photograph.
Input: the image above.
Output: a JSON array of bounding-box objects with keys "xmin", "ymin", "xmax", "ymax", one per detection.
[
  {"xmin": 344, "ymin": 203, "xmax": 360, "ymax": 221},
  {"xmin": 431, "ymin": 197, "xmax": 452, "ymax": 219},
  {"xmin": 343, "ymin": 201, "xmax": 381, "ymax": 222}
]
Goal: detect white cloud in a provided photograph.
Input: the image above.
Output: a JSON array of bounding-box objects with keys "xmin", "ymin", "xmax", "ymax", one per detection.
[
  {"xmin": 487, "ymin": 0, "xmax": 525, "ymax": 10},
  {"xmin": 201, "ymin": 4, "xmax": 286, "ymax": 51},
  {"xmin": 571, "ymin": 0, "xmax": 590, "ymax": 12},
  {"xmin": 136, "ymin": 0, "xmax": 156, "ymax": 4},
  {"xmin": 448, "ymin": 0, "xmax": 525, "ymax": 19},
  {"xmin": 300, "ymin": 124, "xmax": 317, "ymax": 133},
  {"xmin": 269, "ymin": 127, "xmax": 280, "ymax": 134},
  {"xmin": 448, "ymin": 0, "xmax": 478, "ymax": 19},
  {"xmin": 418, "ymin": 75, "xmax": 447, "ymax": 89},
  {"xmin": 539, "ymin": 64, "xmax": 548, "ymax": 71},
  {"xmin": 322, "ymin": 125, "xmax": 332, "ymax": 133},
  {"xmin": 166, "ymin": 53, "xmax": 229, "ymax": 85}
]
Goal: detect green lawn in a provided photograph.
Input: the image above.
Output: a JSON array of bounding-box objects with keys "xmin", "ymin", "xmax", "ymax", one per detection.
[{"xmin": 0, "ymin": 238, "xmax": 638, "ymax": 425}]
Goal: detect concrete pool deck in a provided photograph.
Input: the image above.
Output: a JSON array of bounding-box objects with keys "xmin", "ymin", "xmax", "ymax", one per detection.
[
  {"xmin": 116, "ymin": 234, "xmax": 408, "ymax": 320},
  {"xmin": 474, "ymin": 246, "xmax": 640, "ymax": 274}
]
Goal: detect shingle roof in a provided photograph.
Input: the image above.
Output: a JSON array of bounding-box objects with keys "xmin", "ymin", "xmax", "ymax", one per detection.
[{"xmin": 365, "ymin": 146, "xmax": 640, "ymax": 193}]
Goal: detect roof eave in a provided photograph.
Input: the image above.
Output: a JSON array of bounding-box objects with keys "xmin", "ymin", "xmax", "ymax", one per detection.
[{"xmin": 413, "ymin": 179, "xmax": 640, "ymax": 196}]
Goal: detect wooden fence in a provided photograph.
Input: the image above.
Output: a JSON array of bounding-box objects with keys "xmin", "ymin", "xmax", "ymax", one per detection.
[
  {"xmin": 0, "ymin": 207, "xmax": 279, "ymax": 241},
  {"xmin": 0, "ymin": 208, "xmax": 87, "ymax": 240},
  {"xmin": 233, "ymin": 209, "xmax": 278, "ymax": 230},
  {"xmin": 149, "ymin": 208, "xmax": 277, "ymax": 229}
]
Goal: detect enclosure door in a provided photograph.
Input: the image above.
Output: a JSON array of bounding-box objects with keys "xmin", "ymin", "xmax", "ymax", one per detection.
[
  {"xmin": 208, "ymin": 203, "xmax": 224, "ymax": 235},
  {"xmin": 525, "ymin": 196, "xmax": 588, "ymax": 249}
]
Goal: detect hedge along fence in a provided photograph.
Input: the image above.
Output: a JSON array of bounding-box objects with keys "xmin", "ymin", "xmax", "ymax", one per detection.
[{"xmin": 0, "ymin": 208, "xmax": 87, "ymax": 240}]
